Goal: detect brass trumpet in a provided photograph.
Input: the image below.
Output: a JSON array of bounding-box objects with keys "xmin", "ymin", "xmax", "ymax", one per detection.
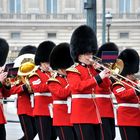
[{"xmin": 89, "ymin": 57, "xmax": 140, "ymax": 93}]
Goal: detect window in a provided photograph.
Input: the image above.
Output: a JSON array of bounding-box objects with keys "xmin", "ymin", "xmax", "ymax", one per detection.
[
  {"xmin": 47, "ymin": 32, "xmax": 56, "ymax": 39},
  {"xmin": 9, "ymin": 0, "xmax": 21, "ymax": 13},
  {"xmin": 46, "ymin": 0, "xmax": 57, "ymax": 14},
  {"xmin": 120, "ymin": 32, "xmax": 129, "ymax": 39},
  {"xmin": 119, "ymin": 0, "xmax": 131, "ymax": 13},
  {"xmin": 11, "ymin": 32, "xmax": 21, "ymax": 39}
]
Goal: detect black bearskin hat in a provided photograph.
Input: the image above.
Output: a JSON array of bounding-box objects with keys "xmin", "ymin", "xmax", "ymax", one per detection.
[
  {"xmin": 50, "ymin": 43, "xmax": 73, "ymax": 70},
  {"xmin": 18, "ymin": 45, "xmax": 37, "ymax": 56},
  {"xmin": 0, "ymin": 38, "xmax": 9, "ymax": 66},
  {"xmin": 118, "ymin": 48, "xmax": 139, "ymax": 76},
  {"xmin": 96, "ymin": 42, "xmax": 119, "ymax": 58},
  {"xmin": 35, "ymin": 41, "xmax": 56, "ymax": 65},
  {"xmin": 70, "ymin": 25, "xmax": 98, "ymax": 62}
]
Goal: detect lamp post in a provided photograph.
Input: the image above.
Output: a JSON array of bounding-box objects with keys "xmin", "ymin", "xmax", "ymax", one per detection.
[
  {"xmin": 105, "ymin": 12, "xmax": 112, "ymax": 42},
  {"xmin": 84, "ymin": 0, "xmax": 97, "ymax": 33}
]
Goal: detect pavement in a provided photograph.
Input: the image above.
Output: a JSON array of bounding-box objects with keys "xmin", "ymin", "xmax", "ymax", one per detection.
[{"xmin": 6, "ymin": 122, "xmax": 39, "ymax": 140}]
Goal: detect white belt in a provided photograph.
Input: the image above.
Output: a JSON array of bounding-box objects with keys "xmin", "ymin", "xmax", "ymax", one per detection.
[
  {"xmin": 53, "ymin": 97, "xmax": 72, "ymax": 114},
  {"xmin": 72, "ymin": 94, "xmax": 94, "ymax": 99},
  {"xmin": 34, "ymin": 92, "xmax": 52, "ymax": 97},
  {"xmin": 53, "ymin": 100, "xmax": 67, "ymax": 104},
  {"xmin": 118, "ymin": 103, "xmax": 140, "ymax": 108},
  {"xmin": 0, "ymin": 99, "xmax": 3, "ymax": 104},
  {"xmin": 95, "ymin": 94, "xmax": 111, "ymax": 98}
]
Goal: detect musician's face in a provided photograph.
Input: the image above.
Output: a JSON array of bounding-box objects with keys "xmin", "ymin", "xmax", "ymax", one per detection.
[
  {"xmin": 40, "ymin": 62, "xmax": 50, "ymax": 71},
  {"xmin": 126, "ymin": 74, "xmax": 136, "ymax": 81},
  {"xmin": 78, "ymin": 53, "xmax": 93, "ymax": 65}
]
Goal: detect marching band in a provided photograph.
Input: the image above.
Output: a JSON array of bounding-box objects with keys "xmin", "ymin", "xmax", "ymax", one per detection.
[{"xmin": 0, "ymin": 24, "xmax": 140, "ymax": 140}]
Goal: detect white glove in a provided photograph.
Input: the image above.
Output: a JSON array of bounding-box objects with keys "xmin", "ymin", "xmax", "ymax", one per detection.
[
  {"xmin": 99, "ymin": 69, "xmax": 110, "ymax": 80},
  {"xmin": 93, "ymin": 62, "xmax": 101, "ymax": 70}
]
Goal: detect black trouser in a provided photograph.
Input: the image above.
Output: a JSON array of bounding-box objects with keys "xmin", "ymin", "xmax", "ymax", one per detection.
[
  {"xmin": 35, "ymin": 116, "xmax": 57, "ymax": 140},
  {"xmin": 74, "ymin": 123, "xmax": 102, "ymax": 140},
  {"xmin": 101, "ymin": 118, "xmax": 115, "ymax": 140},
  {"xmin": 18, "ymin": 114, "xmax": 37, "ymax": 140},
  {"xmin": 55, "ymin": 126, "xmax": 76, "ymax": 140},
  {"xmin": 0, "ymin": 124, "xmax": 6, "ymax": 140},
  {"xmin": 119, "ymin": 126, "xmax": 140, "ymax": 140}
]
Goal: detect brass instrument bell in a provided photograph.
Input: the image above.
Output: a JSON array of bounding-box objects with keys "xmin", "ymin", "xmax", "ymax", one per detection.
[
  {"xmin": 111, "ymin": 59, "xmax": 124, "ymax": 75},
  {"xmin": 18, "ymin": 61, "xmax": 38, "ymax": 76}
]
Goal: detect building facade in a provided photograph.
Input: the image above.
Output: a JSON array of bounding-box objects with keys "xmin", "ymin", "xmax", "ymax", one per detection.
[{"xmin": 0, "ymin": 0, "xmax": 140, "ymax": 62}]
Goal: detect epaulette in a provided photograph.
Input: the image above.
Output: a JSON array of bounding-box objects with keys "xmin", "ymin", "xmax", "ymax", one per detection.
[
  {"xmin": 48, "ymin": 71, "xmax": 60, "ymax": 84},
  {"xmin": 66, "ymin": 63, "xmax": 80, "ymax": 74},
  {"xmin": 28, "ymin": 72, "xmax": 39, "ymax": 78},
  {"xmin": 48, "ymin": 77, "xmax": 60, "ymax": 84},
  {"xmin": 112, "ymin": 81, "xmax": 124, "ymax": 87}
]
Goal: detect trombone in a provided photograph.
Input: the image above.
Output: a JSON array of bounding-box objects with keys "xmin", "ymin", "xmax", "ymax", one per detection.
[{"xmin": 89, "ymin": 56, "xmax": 140, "ymax": 93}]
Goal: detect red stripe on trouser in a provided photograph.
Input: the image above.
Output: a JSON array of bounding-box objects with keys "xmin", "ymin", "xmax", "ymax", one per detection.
[
  {"xmin": 60, "ymin": 127, "xmax": 66, "ymax": 140},
  {"xmin": 100, "ymin": 123, "xmax": 104, "ymax": 140},
  {"xmin": 123, "ymin": 127, "xmax": 128, "ymax": 140},
  {"xmin": 79, "ymin": 124, "xmax": 84, "ymax": 140},
  {"xmin": 39, "ymin": 117, "xmax": 44, "ymax": 140}
]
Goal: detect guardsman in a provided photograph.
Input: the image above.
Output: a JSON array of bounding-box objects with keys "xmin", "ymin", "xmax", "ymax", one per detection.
[
  {"xmin": 48, "ymin": 43, "xmax": 76, "ymax": 140},
  {"xmin": 112, "ymin": 49, "xmax": 140, "ymax": 140},
  {"xmin": 29, "ymin": 41, "xmax": 57, "ymax": 140},
  {"xmin": 66, "ymin": 25, "xmax": 110, "ymax": 140},
  {"xmin": 0, "ymin": 38, "xmax": 10, "ymax": 140},
  {"xmin": 94, "ymin": 42, "xmax": 119, "ymax": 140},
  {"xmin": 10, "ymin": 45, "xmax": 37, "ymax": 140}
]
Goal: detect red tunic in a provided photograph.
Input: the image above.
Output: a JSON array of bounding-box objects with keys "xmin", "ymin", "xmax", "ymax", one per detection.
[
  {"xmin": 67, "ymin": 63, "xmax": 102, "ymax": 124},
  {"xmin": 112, "ymin": 80, "xmax": 140, "ymax": 126},
  {"xmin": 10, "ymin": 83, "xmax": 33, "ymax": 116},
  {"xmin": 95, "ymin": 77, "xmax": 114, "ymax": 118},
  {"xmin": 0, "ymin": 86, "xmax": 10, "ymax": 124},
  {"xmin": 48, "ymin": 73, "xmax": 72, "ymax": 126},
  {"xmin": 29, "ymin": 68, "xmax": 53, "ymax": 116}
]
